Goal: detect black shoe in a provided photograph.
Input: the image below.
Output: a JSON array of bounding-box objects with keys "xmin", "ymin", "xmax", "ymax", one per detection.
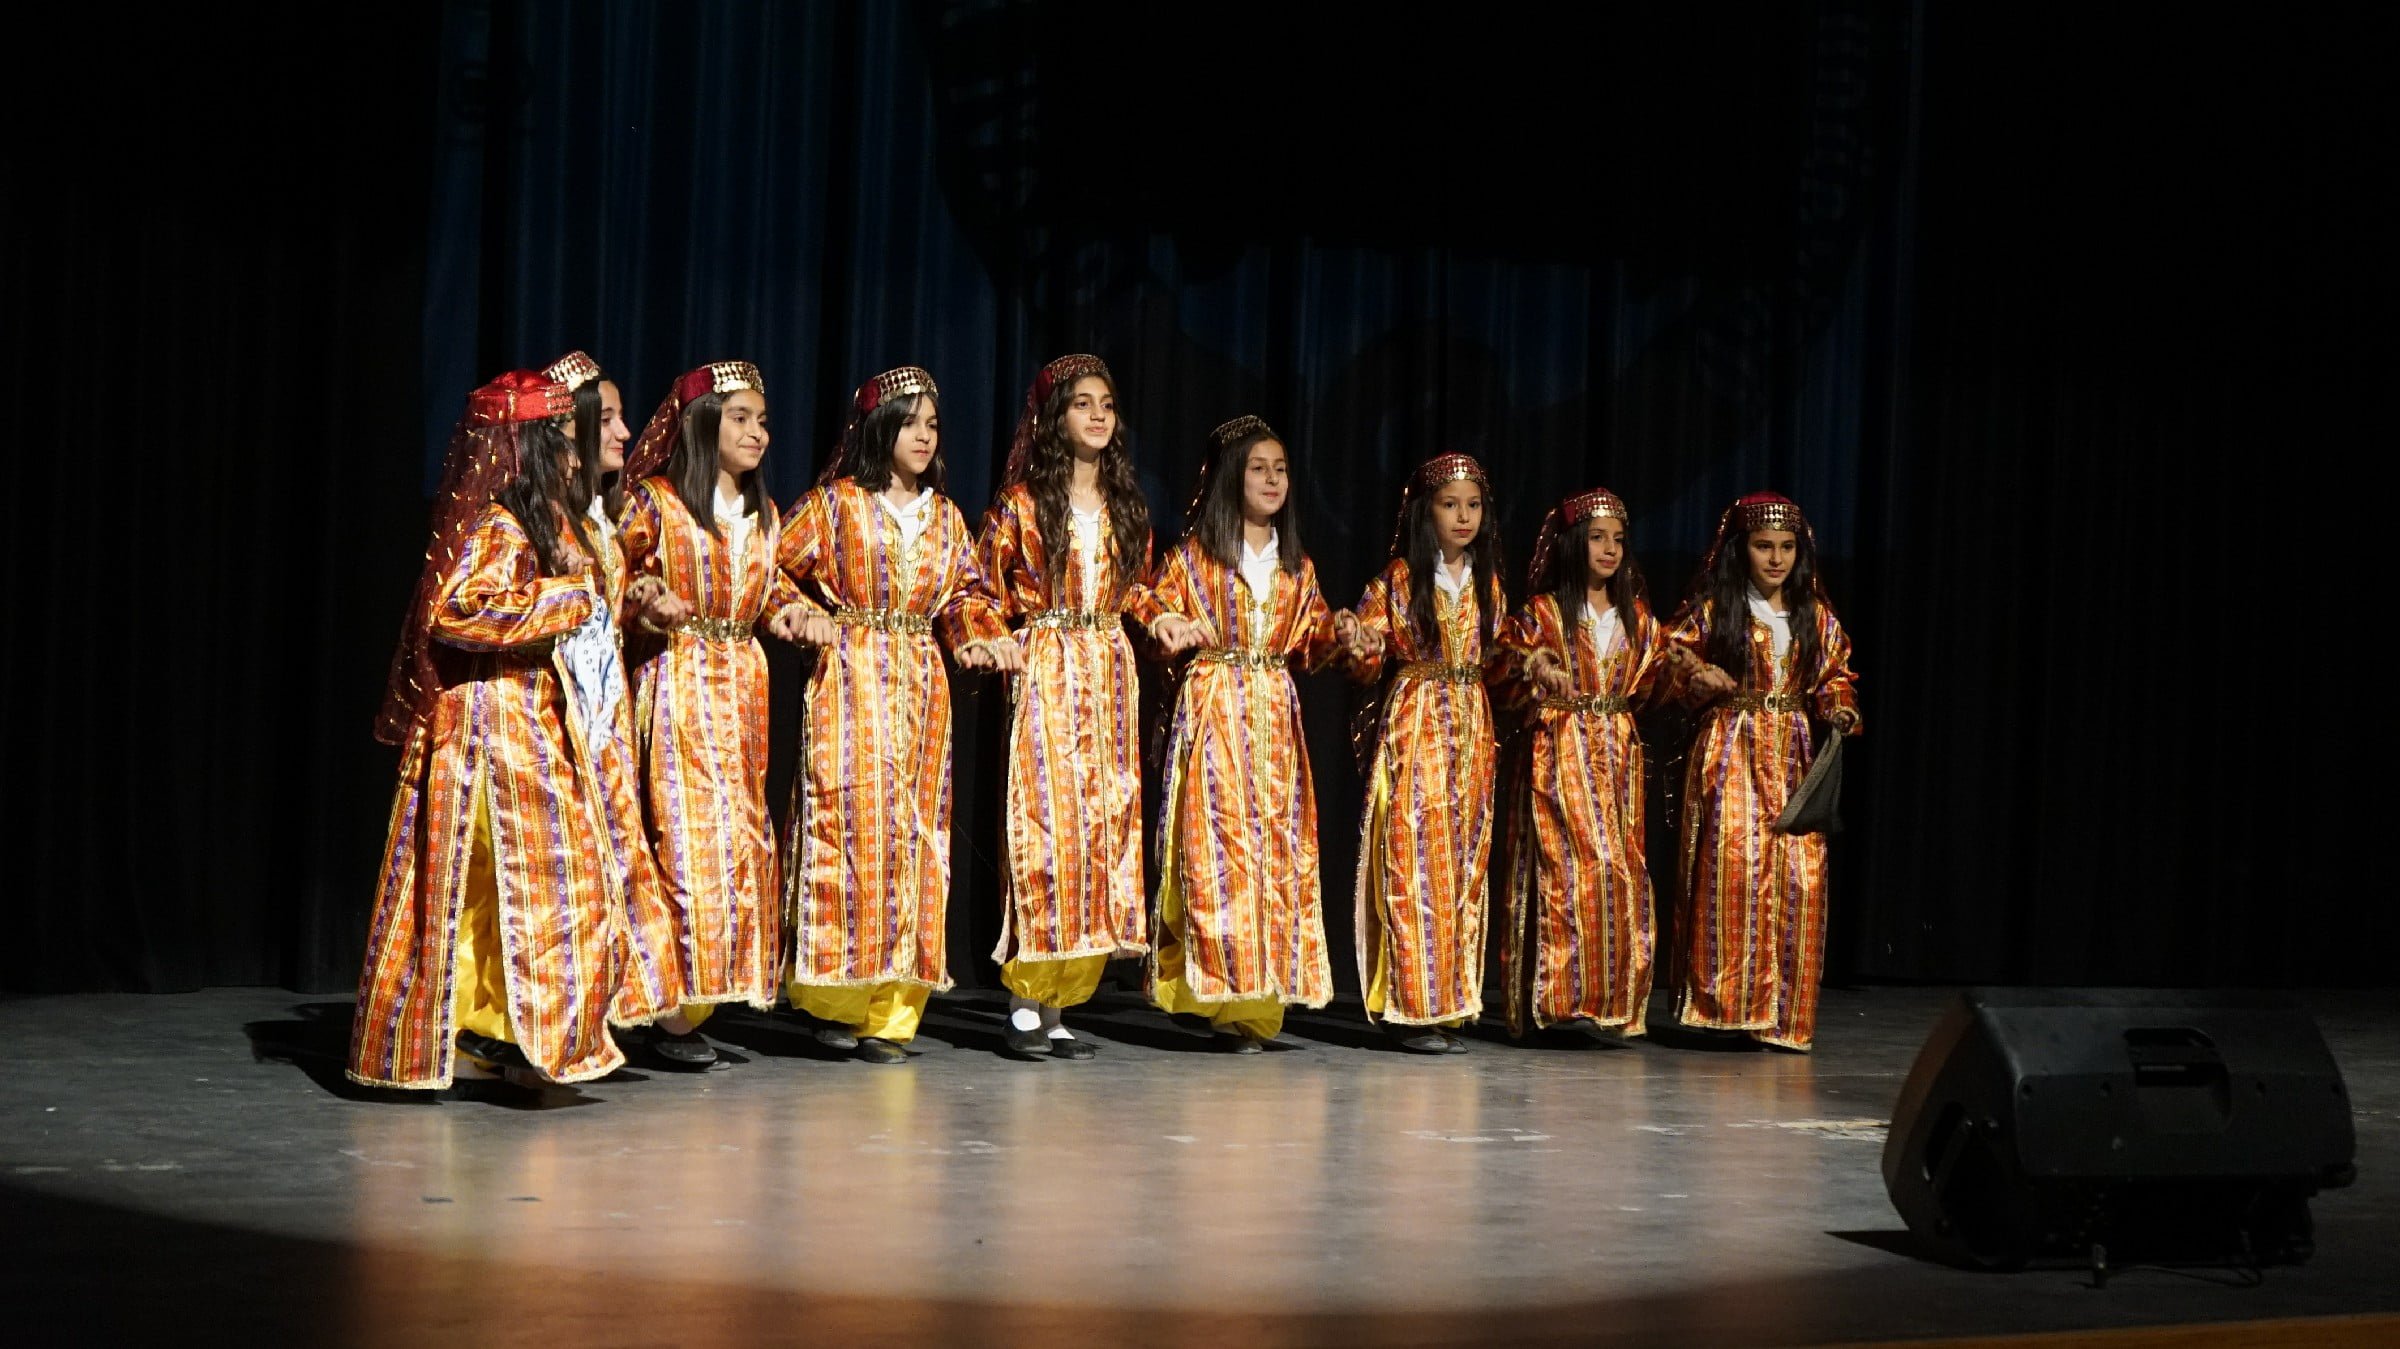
[
  {"xmin": 1389, "ymin": 1026, "xmax": 1449, "ymax": 1055},
  {"xmin": 455, "ymin": 1029, "xmax": 530, "ymax": 1069},
  {"xmin": 1003, "ymin": 1023, "xmax": 1052, "ymax": 1059},
  {"xmin": 650, "ymin": 1025, "xmax": 719, "ymax": 1069},
  {"xmin": 1214, "ymin": 1029, "xmax": 1265, "ymax": 1055},
  {"xmin": 1440, "ymin": 1029, "xmax": 1471, "ymax": 1054},
  {"xmin": 814, "ymin": 1024, "xmax": 860, "ymax": 1053},
  {"xmin": 1047, "ymin": 1035, "xmax": 1098, "ymax": 1060},
  {"xmin": 855, "ymin": 1037, "xmax": 908, "ymax": 1065}
]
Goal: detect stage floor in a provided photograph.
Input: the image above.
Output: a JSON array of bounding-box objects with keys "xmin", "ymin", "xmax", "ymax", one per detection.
[{"xmin": 1, "ymin": 985, "xmax": 2392, "ymax": 1346}]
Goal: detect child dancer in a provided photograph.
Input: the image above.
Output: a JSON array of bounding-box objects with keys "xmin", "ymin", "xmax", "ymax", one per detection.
[
  {"xmin": 351, "ymin": 370, "xmax": 629, "ymax": 1090},
  {"xmin": 1493, "ymin": 487, "xmax": 1665, "ymax": 1042},
  {"xmin": 536, "ymin": 351, "xmax": 709, "ymax": 1068},
  {"xmin": 614, "ymin": 362, "xmax": 809, "ymax": 1060},
  {"xmin": 1345, "ymin": 453, "xmax": 1506, "ymax": 1054},
  {"xmin": 974, "ymin": 353, "xmax": 1202, "ymax": 1059},
  {"xmin": 777, "ymin": 367, "xmax": 1020, "ymax": 1063},
  {"xmin": 1146, "ymin": 416, "xmax": 1373, "ymax": 1051},
  {"xmin": 1666, "ymin": 492, "xmax": 1861, "ymax": 1051}
]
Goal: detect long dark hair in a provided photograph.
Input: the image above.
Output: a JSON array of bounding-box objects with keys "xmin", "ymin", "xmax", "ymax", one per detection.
[
  {"xmin": 1399, "ymin": 487, "xmax": 1506, "ymax": 655},
  {"xmin": 571, "ymin": 376, "xmax": 627, "ymax": 519},
  {"xmin": 666, "ymin": 391, "xmax": 769, "ymax": 533},
  {"xmin": 1191, "ymin": 427, "xmax": 1304, "ymax": 573},
  {"xmin": 849, "ymin": 392, "xmax": 945, "ymax": 493},
  {"xmin": 1024, "ymin": 371, "xmax": 1148, "ymax": 601},
  {"xmin": 1703, "ymin": 527, "xmax": 1822, "ymax": 687},
  {"xmin": 496, "ymin": 417, "xmax": 596, "ymax": 576},
  {"xmin": 1540, "ymin": 516, "xmax": 1645, "ymax": 660}
]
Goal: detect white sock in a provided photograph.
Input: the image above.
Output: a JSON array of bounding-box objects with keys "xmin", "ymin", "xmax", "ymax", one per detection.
[
  {"xmin": 1008, "ymin": 997, "xmax": 1042, "ymax": 1033},
  {"xmin": 1041, "ymin": 1004, "xmax": 1073, "ymax": 1039}
]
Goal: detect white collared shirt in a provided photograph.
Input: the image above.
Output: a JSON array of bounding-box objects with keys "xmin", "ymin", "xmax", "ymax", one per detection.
[
  {"xmin": 1582, "ymin": 602, "xmax": 1624, "ymax": 660},
  {"xmin": 1239, "ymin": 530, "xmax": 1280, "ymax": 643},
  {"xmin": 717, "ymin": 487, "xmax": 757, "ymax": 561},
  {"xmin": 1747, "ymin": 584, "xmax": 1793, "ymax": 658},
  {"xmin": 877, "ymin": 484, "xmax": 935, "ymax": 552},
  {"xmin": 1070, "ymin": 502, "xmax": 1105, "ymax": 594},
  {"xmin": 1432, "ymin": 553, "xmax": 1472, "ymax": 601}
]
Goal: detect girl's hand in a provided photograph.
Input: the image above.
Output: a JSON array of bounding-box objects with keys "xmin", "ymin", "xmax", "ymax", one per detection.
[
  {"xmin": 985, "ymin": 639, "xmax": 1026, "ymax": 674},
  {"xmin": 798, "ymin": 612, "xmax": 840, "ymax": 648},
  {"xmin": 1525, "ymin": 649, "xmax": 1573, "ymax": 698},
  {"xmin": 1154, "ymin": 614, "xmax": 1205, "ymax": 654},
  {"xmin": 640, "ymin": 589, "xmax": 693, "ymax": 632},
  {"xmin": 764, "ymin": 604, "xmax": 807, "ymax": 644},
  {"xmin": 955, "ymin": 643, "xmax": 992, "ymax": 671},
  {"xmin": 1829, "ymin": 706, "xmax": 1859, "ymax": 735},
  {"xmin": 1692, "ymin": 664, "xmax": 1738, "ymax": 699},
  {"xmin": 626, "ymin": 575, "xmax": 668, "ymax": 609}
]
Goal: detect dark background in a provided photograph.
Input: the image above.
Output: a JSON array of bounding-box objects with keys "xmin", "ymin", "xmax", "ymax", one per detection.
[{"xmin": 2, "ymin": 2, "xmax": 2384, "ymax": 996}]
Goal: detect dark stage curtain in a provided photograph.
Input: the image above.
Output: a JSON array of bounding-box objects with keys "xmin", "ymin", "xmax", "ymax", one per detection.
[{"xmin": 2, "ymin": 2, "xmax": 2384, "ymax": 994}]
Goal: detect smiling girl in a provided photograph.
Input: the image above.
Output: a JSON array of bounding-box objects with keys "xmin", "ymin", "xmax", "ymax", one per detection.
[
  {"xmin": 1344, "ymin": 453, "xmax": 1506, "ymax": 1053},
  {"xmin": 1665, "ymin": 492, "xmax": 1860, "ymax": 1051},
  {"xmin": 974, "ymin": 354, "xmax": 1203, "ymax": 1058},
  {"xmin": 774, "ymin": 367, "xmax": 1020, "ymax": 1063},
  {"xmin": 1494, "ymin": 487, "xmax": 1667, "ymax": 1042},
  {"xmin": 613, "ymin": 362, "xmax": 811, "ymax": 1063},
  {"xmin": 1144, "ymin": 416, "xmax": 1375, "ymax": 1051}
]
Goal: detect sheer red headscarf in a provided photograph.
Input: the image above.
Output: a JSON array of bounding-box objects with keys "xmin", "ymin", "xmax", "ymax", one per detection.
[{"xmin": 375, "ymin": 371, "xmax": 575, "ymax": 745}]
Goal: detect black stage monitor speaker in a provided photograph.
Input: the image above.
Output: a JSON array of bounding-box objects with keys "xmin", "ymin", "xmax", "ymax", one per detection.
[{"xmin": 1882, "ymin": 988, "xmax": 2356, "ymax": 1273}]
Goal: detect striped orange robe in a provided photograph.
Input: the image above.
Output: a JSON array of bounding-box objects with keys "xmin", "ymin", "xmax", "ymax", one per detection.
[
  {"xmin": 349, "ymin": 504, "xmax": 630, "ymax": 1088},
  {"xmin": 1146, "ymin": 540, "xmax": 1342, "ymax": 1013},
  {"xmin": 1346, "ymin": 559, "xmax": 1505, "ymax": 1026},
  {"xmin": 618, "ymin": 477, "xmax": 799, "ymax": 1010},
  {"xmin": 1665, "ymin": 597, "xmax": 1860, "ymax": 1049},
  {"xmin": 974, "ymin": 482, "xmax": 1166, "ymax": 966},
  {"xmin": 776, "ymin": 479, "xmax": 1007, "ymax": 993},
  {"xmin": 1492, "ymin": 593, "xmax": 1666, "ymax": 1037},
  {"xmin": 579, "ymin": 506, "xmax": 681, "ymax": 1025}
]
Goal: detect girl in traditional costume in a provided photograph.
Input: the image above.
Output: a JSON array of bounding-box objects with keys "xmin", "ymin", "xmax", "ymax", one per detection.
[
  {"xmin": 1665, "ymin": 492, "xmax": 1861, "ymax": 1051},
  {"xmin": 1145, "ymin": 416, "xmax": 1372, "ymax": 1051},
  {"xmin": 1492, "ymin": 487, "xmax": 1666, "ymax": 1042},
  {"xmin": 533, "ymin": 352, "xmax": 713, "ymax": 1069},
  {"xmin": 614, "ymin": 362, "xmax": 809, "ymax": 1061},
  {"xmin": 776, "ymin": 367, "xmax": 1021, "ymax": 1064},
  {"xmin": 350, "ymin": 370, "xmax": 631, "ymax": 1091},
  {"xmin": 1344, "ymin": 454, "xmax": 1506, "ymax": 1054},
  {"xmin": 973, "ymin": 354, "xmax": 1203, "ymax": 1059}
]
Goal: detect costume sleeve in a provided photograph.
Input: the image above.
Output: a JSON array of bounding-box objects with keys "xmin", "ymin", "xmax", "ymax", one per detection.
[
  {"xmin": 1123, "ymin": 528, "xmax": 1168, "ymax": 630},
  {"xmin": 934, "ymin": 500, "xmax": 1011, "ymax": 653},
  {"xmin": 1625, "ymin": 600, "xmax": 1666, "ymax": 703},
  {"xmin": 1342, "ymin": 561, "xmax": 1403, "ymax": 683},
  {"xmin": 772, "ymin": 489, "xmax": 833, "ymax": 617},
  {"xmin": 1660, "ymin": 599, "xmax": 1716, "ymax": 709},
  {"xmin": 432, "ymin": 508, "xmax": 595, "ymax": 651},
  {"xmin": 1812, "ymin": 604, "xmax": 1862, "ymax": 731},
  {"xmin": 1489, "ymin": 595, "xmax": 1560, "ymax": 713},
  {"xmin": 1290, "ymin": 560, "xmax": 1342, "ymax": 673},
  {"xmin": 974, "ymin": 496, "xmax": 1030, "ymax": 625}
]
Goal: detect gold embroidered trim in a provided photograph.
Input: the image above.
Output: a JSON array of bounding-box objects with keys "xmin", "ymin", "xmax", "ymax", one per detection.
[
  {"xmin": 677, "ymin": 616, "xmax": 753, "ymax": 643},
  {"xmin": 1024, "ymin": 609, "xmax": 1117, "ymax": 631},
  {"xmin": 1542, "ymin": 692, "xmax": 1631, "ymax": 714},
  {"xmin": 1194, "ymin": 645, "xmax": 1284, "ymax": 670},
  {"xmin": 1721, "ymin": 692, "xmax": 1808, "ymax": 713},
  {"xmin": 1397, "ymin": 660, "xmax": 1483, "ymax": 684}
]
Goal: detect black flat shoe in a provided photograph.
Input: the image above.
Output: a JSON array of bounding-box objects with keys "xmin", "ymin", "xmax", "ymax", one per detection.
[
  {"xmin": 1440, "ymin": 1030, "xmax": 1471, "ymax": 1054},
  {"xmin": 814, "ymin": 1024, "xmax": 860, "ymax": 1053},
  {"xmin": 624, "ymin": 1022, "xmax": 715, "ymax": 1065},
  {"xmin": 1214, "ymin": 1030, "xmax": 1265, "ymax": 1055},
  {"xmin": 1047, "ymin": 1035, "xmax": 1097, "ymax": 1060},
  {"xmin": 1389, "ymin": 1026, "xmax": 1449, "ymax": 1055},
  {"xmin": 855, "ymin": 1037, "xmax": 908, "ymax": 1065},
  {"xmin": 455, "ymin": 1029, "xmax": 529, "ymax": 1069},
  {"xmin": 1003, "ymin": 1023, "xmax": 1052, "ymax": 1059}
]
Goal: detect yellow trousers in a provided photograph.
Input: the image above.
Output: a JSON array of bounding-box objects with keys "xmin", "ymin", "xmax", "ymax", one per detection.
[
  {"xmin": 452, "ymin": 796, "xmax": 516, "ymax": 1050},
  {"xmin": 791, "ymin": 981, "xmax": 929, "ymax": 1042},
  {"xmin": 1000, "ymin": 955, "xmax": 1108, "ymax": 1008},
  {"xmin": 1150, "ymin": 874, "xmax": 1285, "ymax": 1039},
  {"xmin": 1365, "ymin": 946, "xmax": 1465, "ymax": 1031}
]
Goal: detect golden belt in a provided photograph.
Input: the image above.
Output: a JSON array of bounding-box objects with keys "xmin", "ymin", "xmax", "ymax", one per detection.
[
  {"xmin": 1721, "ymin": 692, "xmax": 1808, "ymax": 713},
  {"xmin": 1543, "ymin": 693, "xmax": 1631, "ymax": 715},
  {"xmin": 1194, "ymin": 645, "xmax": 1284, "ymax": 670},
  {"xmin": 1024, "ymin": 609, "xmax": 1117, "ymax": 631},
  {"xmin": 1397, "ymin": 661, "xmax": 1484, "ymax": 685},
  {"xmin": 834, "ymin": 606, "xmax": 933, "ymax": 635},
  {"xmin": 676, "ymin": 615, "xmax": 753, "ymax": 643}
]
